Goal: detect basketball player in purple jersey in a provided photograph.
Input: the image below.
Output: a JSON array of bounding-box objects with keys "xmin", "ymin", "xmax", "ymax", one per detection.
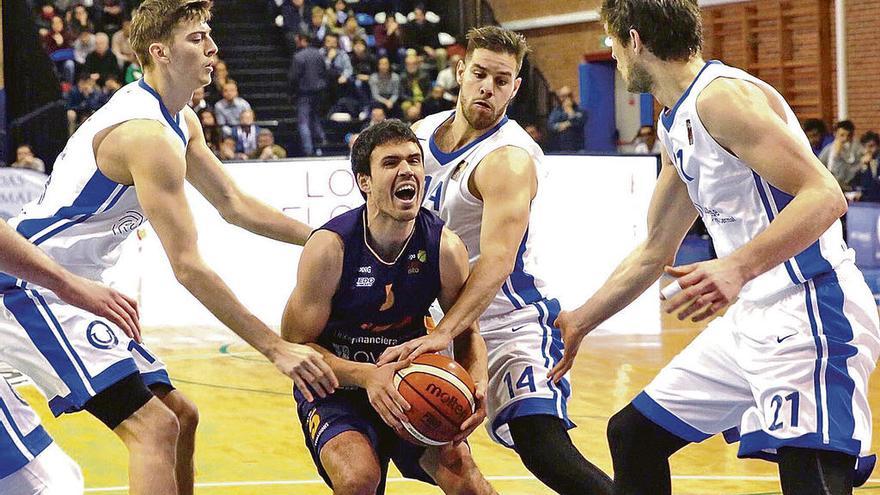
[
  {"xmin": 281, "ymin": 120, "xmax": 495, "ymax": 495},
  {"xmin": 551, "ymin": 1, "xmax": 880, "ymax": 493}
]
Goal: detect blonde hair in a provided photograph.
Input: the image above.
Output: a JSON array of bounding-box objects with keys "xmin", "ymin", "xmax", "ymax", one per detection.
[
  {"xmin": 129, "ymin": 0, "xmax": 212, "ymax": 69},
  {"xmin": 465, "ymin": 25, "xmax": 531, "ymax": 74}
]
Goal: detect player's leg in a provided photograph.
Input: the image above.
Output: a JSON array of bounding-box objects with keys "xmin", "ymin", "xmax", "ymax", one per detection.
[
  {"xmin": 482, "ymin": 299, "xmax": 612, "ymax": 494},
  {"xmin": 86, "ymin": 373, "xmax": 180, "ymax": 495},
  {"xmin": 152, "ymin": 385, "xmax": 199, "ymax": 495},
  {"xmin": 606, "ymin": 403, "xmax": 688, "ymax": 495},
  {"xmin": 418, "ymin": 442, "xmax": 496, "ymax": 495},
  {"xmin": 607, "ymin": 312, "xmax": 752, "ymax": 494},
  {"xmin": 320, "ymin": 431, "xmax": 383, "ymax": 495},
  {"xmin": 509, "ymin": 414, "xmax": 613, "ymax": 495},
  {"xmin": 778, "ymin": 447, "xmax": 855, "ymax": 494}
]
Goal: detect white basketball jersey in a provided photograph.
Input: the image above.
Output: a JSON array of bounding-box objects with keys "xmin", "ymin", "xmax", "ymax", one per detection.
[
  {"xmin": 658, "ymin": 60, "xmax": 850, "ymax": 301},
  {"xmin": 416, "ymin": 111, "xmax": 549, "ymax": 318},
  {"xmin": 0, "ymin": 379, "xmax": 52, "ymax": 479},
  {"xmin": 7, "ymin": 80, "xmax": 190, "ymax": 283}
]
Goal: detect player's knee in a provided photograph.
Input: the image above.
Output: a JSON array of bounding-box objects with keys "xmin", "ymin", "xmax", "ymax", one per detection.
[
  {"xmin": 331, "ymin": 465, "xmax": 381, "ymax": 495},
  {"xmin": 169, "ymin": 394, "xmax": 200, "ymax": 439},
  {"xmin": 606, "ymin": 405, "xmax": 640, "ymax": 455}
]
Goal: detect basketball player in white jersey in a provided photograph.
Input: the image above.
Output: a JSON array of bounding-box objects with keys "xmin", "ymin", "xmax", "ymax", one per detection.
[
  {"xmin": 0, "ymin": 1, "xmax": 338, "ymax": 494},
  {"xmin": 378, "ymin": 26, "xmax": 613, "ymax": 495},
  {"xmin": 550, "ymin": 1, "xmax": 880, "ymax": 493},
  {"xmin": 0, "ymin": 216, "xmax": 141, "ymax": 494}
]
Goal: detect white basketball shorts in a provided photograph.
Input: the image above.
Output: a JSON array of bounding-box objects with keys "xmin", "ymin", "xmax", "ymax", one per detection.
[
  {"xmin": 0, "ymin": 442, "xmax": 83, "ymax": 495},
  {"xmin": 0, "ymin": 277, "xmax": 170, "ymax": 416},
  {"xmin": 635, "ymin": 262, "xmax": 880, "ymax": 471}
]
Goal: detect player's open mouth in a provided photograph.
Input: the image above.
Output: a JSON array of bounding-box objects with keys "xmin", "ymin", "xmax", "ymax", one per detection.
[
  {"xmin": 473, "ymin": 101, "xmax": 492, "ymax": 111},
  {"xmin": 393, "ymin": 183, "xmax": 417, "ymax": 203}
]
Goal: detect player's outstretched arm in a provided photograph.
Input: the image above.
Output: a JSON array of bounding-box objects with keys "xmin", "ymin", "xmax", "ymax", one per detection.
[
  {"xmin": 182, "ymin": 108, "xmax": 312, "ymax": 245},
  {"xmin": 680, "ymin": 78, "xmax": 847, "ymax": 311},
  {"xmin": 549, "ymin": 147, "xmax": 697, "ymax": 383},
  {"xmin": 119, "ymin": 120, "xmax": 329, "ymax": 386},
  {"xmin": 440, "ymin": 228, "xmax": 489, "ymax": 443},
  {"xmin": 0, "ymin": 220, "xmax": 141, "ymax": 341},
  {"xmin": 281, "ymin": 230, "xmax": 409, "ymax": 425}
]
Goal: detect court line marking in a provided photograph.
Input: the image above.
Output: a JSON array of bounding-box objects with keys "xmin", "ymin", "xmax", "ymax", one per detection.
[{"xmin": 83, "ymin": 476, "xmax": 880, "ymax": 492}]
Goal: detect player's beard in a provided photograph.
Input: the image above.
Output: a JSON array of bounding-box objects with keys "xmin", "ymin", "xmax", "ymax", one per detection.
[
  {"xmin": 626, "ymin": 60, "xmax": 654, "ymax": 94},
  {"xmin": 461, "ymin": 96, "xmax": 503, "ymax": 131}
]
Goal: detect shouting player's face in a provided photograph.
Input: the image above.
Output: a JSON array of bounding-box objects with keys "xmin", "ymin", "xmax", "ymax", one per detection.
[
  {"xmin": 364, "ymin": 140, "xmax": 425, "ymax": 222},
  {"xmin": 457, "ymin": 49, "xmax": 521, "ymax": 131},
  {"xmin": 167, "ymin": 18, "xmax": 218, "ymax": 89}
]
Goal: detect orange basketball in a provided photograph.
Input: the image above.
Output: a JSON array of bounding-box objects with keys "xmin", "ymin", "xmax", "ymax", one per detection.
[{"xmin": 394, "ymin": 353, "xmax": 476, "ymax": 446}]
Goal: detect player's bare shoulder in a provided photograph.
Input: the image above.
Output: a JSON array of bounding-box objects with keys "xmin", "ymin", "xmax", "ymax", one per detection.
[{"xmin": 696, "ymin": 78, "xmax": 786, "ymax": 145}]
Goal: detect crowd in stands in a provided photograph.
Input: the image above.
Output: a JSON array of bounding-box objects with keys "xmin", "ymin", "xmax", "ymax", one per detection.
[{"xmin": 807, "ymin": 119, "xmax": 880, "ymax": 203}]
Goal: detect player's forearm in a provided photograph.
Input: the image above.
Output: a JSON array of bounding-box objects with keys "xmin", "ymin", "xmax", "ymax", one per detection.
[
  {"xmin": 571, "ymin": 242, "xmax": 668, "ymax": 334},
  {"xmin": 0, "ymin": 221, "xmax": 72, "ymax": 292},
  {"xmin": 306, "ymin": 344, "xmax": 375, "ymax": 388},
  {"xmin": 727, "ymin": 185, "xmax": 846, "ymax": 282},
  {"xmin": 434, "ymin": 256, "xmax": 509, "ymax": 340},
  {"xmin": 173, "ymin": 261, "xmax": 283, "ymax": 357},
  {"xmin": 228, "ymin": 194, "xmax": 312, "ymax": 245},
  {"xmin": 452, "ymin": 328, "xmax": 489, "ymax": 386}
]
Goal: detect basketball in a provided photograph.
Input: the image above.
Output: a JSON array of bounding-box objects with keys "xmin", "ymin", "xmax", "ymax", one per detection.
[{"xmin": 393, "ymin": 353, "xmax": 476, "ymax": 446}]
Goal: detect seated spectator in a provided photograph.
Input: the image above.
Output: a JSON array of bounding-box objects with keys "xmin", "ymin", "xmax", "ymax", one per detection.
[
  {"xmin": 67, "ymin": 4, "xmax": 95, "ymax": 37},
  {"xmin": 851, "ymin": 131, "xmax": 880, "ymax": 202},
  {"xmin": 369, "ymin": 56, "xmax": 401, "ymax": 116},
  {"xmin": 633, "ymin": 125, "xmax": 661, "ymax": 154},
  {"xmin": 66, "ymin": 73, "xmax": 103, "ymax": 132},
  {"xmin": 218, "ymin": 135, "xmax": 247, "ymax": 161},
  {"xmin": 249, "ymin": 129, "xmax": 288, "ymax": 160},
  {"xmin": 111, "ymin": 19, "xmax": 135, "ymax": 67},
  {"xmin": 351, "ymin": 37, "xmax": 376, "ymax": 109},
  {"xmin": 83, "ymin": 32, "xmax": 122, "ymax": 85},
  {"xmin": 98, "ymin": 74, "xmax": 122, "ymax": 105},
  {"xmin": 278, "ymin": 0, "xmax": 309, "ymax": 47},
  {"xmin": 11, "ymin": 145, "xmax": 46, "ymax": 174},
  {"xmin": 548, "ymin": 86, "xmax": 585, "ymax": 152},
  {"xmin": 307, "ymin": 6, "xmax": 330, "ymax": 46},
  {"xmin": 363, "ymin": 104, "xmax": 387, "ymax": 130},
  {"xmin": 198, "ymin": 109, "xmax": 223, "ymax": 156},
  {"xmin": 331, "ymin": 0, "xmax": 350, "ymax": 27},
  {"xmin": 374, "ymin": 15, "xmax": 403, "ymax": 63},
  {"xmin": 289, "ymin": 32, "xmax": 328, "ymax": 156},
  {"xmin": 803, "ymin": 118, "xmax": 832, "ymax": 157},
  {"xmin": 339, "ymin": 16, "xmax": 366, "ymax": 53},
  {"xmin": 399, "ymin": 52, "xmax": 430, "ymax": 108},
  {"xmin": 36, "ymin": 3, "xmax": 58, "ymax": 34},
  {"xmin": 189, "ymin": 86, "xmax": 211, "ymax": 113},
  {"xmin": 403, "ymin": 102, "xmax": 422, "ymax": 124},
  {"xmin": 435, "ymin": 53, "xmax": 460, "ymax": 101},
  {"xmin": 96, "ymin": 0, "xmax": 126, "ymax": 35},
  {"xmin": 43, "ymin": 15, "xmax": 76, "ymax": 84},
  {"xmin": 421, "ymin": 84, "xmax": 453, "ymax": 116},
  {"xmin": 403, "ymin": 4, "xmax": 438, "ymax": 58},
  {"xmin": 820, "ymin": 120, "xmax": 864, "ymax": 190},
  {"xmin": 214, "ymin": 81, "xmax": 252, "ymax": 130},
  {"xmin": 323, "ymin": 33, "xmax": 354, "ymax": 100},
  {"xmin": 233, "ymin": 110, "xmax": 261, "ymax": 157},
  {"xmin": 73, "ymin": 31, "xmax": 96, "ymax": 65}
]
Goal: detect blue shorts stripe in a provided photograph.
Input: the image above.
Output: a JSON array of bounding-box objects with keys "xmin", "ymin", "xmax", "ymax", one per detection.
[
  {"xmin": 1, "ymin": 291, "xmax": 92, "ymax": 405},
  {"xmin": 813, "ymin": 272, "xmax": 857, "ymax": 447},
  {"xmin": 632, "ymin": 391, "xmax": 711, "ymax": 443},
  {"xmin": 804, "ymin": 282, "xmax": 826, "ymax": 442},
  {"xmin": 535, "ymin": 299, "xmax": 569, "ymax": 420},
  {"xmin": 509, "ymin": 230, "xmax": 543, "ymax": 306},
  {"xmin": 29, "ymin": 290, "xmax": 94, "ymax": 388},
  {"xmin": 501, "ymin": 281, "xmax": 524, "ymax": 310},
  {"xmin": 751, "ymin": 172, "xmax": 801, "ymax": 284}
]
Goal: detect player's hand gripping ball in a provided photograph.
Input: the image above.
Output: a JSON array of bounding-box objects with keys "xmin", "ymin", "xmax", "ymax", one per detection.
[{"xmin": 393, "ymin": 353, "xmax": 476, "ymax": 446}]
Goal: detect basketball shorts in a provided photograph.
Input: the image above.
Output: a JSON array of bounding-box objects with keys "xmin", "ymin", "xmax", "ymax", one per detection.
[
  {"xmin": 294, "ymin": 388, "xmax": 435, "ymax": 488},
  {"xmin": 482, "ymin": 297, "xmax": 573, "ymax": 448},
  {"xmin": 635, "ymin": 262, "xmax": 880, "ymax": 481},
  {"xmin": 0, "ymin": 442, "xmax": 83, "ymax": 495},
  {"xmin": 0, "ymin": 276, "xmax": 171, "ymax": 416}
]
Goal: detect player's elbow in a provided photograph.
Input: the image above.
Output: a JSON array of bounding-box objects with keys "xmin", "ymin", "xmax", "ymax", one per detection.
[
  {"xmin": 217, "ymin": 194, "xmax": 246, "ymax": 226},
  {"xmin": 169, "ymin": 256, "xmax": 208, "ymax": 288},
  {"xmin": 826, "ymin": 185, "xmax": 848, "ymax": 220}
]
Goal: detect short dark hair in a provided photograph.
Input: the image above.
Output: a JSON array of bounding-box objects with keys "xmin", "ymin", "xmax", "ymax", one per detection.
[
  {"xmin": 802, "ymin": 118, "xmax": 828, "ymax": 135},
  {"xmin": 835, "ymin": 120, "xmax": 855, "ymax": 133},
  {"xmin": 861, "ymin": 131, "xmax": 880, "ymax": 147},
  {"xmin": 601, "ymin": 0, "xmax": 703, "ymax": 61},
  {"xmin": 465, "ymin": 25, "xmax": 530, "ymax": 74},
  {"xmin": 350, "ymin": 120, "xmax": 421, "ymax": 197}
]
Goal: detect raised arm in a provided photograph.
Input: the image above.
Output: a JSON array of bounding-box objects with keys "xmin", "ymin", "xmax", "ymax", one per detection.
[
  {"xmin": 183, "ymin": 108, "xmax": 312, "ymax": 245},
  {"xmin": 548, "ymin": 145, "xmax": 698, "ymax": 382},
  {"xmin": 115, "ymin": 119, "xmax": 330, "ymax": 389},
  {"xmin": 0, "ymin": 220, "xmax": 141, "ymax": 340}
]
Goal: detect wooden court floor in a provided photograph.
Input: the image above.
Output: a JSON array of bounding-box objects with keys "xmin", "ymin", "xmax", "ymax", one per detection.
[{"xmin": 16, "ymin": 316, "xmax": 880, "ymax": 495}]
